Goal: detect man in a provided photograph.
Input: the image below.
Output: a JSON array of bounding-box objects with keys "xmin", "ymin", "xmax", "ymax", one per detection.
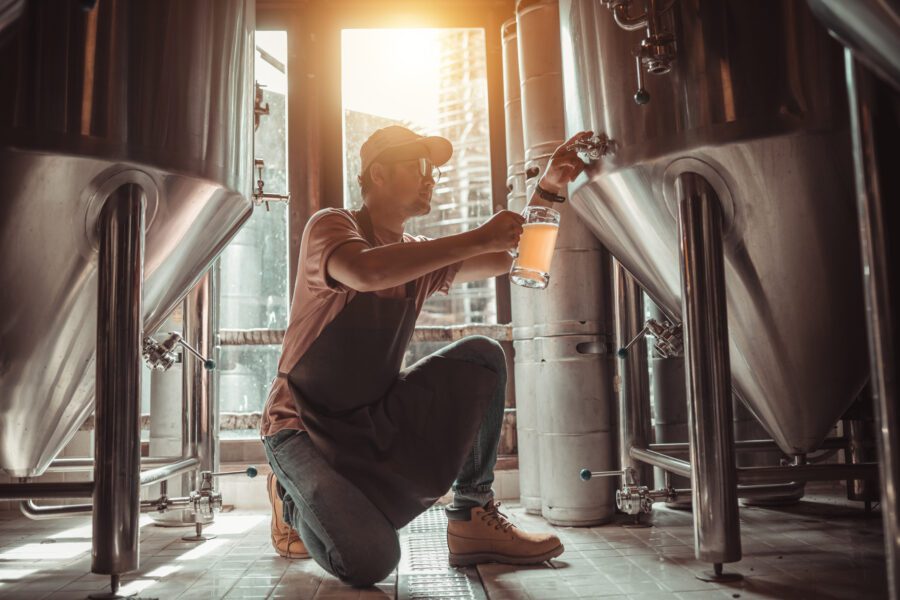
[{"xmin": 259, "ymin": 125, "xmax": 592, "ymax": 587}]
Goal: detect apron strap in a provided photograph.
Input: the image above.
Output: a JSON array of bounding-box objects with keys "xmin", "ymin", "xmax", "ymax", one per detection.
[{"xmin": 357, "ymin": 204, "xmax": 416, "ymax": 300}]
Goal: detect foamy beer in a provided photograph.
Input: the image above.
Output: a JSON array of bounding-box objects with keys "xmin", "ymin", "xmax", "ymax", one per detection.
[{"xmin": 509, "ymin": 206, "xmax": 561, "ymax": 289}]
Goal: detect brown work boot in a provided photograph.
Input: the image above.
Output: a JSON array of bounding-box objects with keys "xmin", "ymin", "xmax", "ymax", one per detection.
[
  {"xmin": 266, "ymin": 472, "xmax": 310, "ymax": 559},
  {"xmin": 446, "ymin": 500, "xmax": 564, "ymax": 567}
]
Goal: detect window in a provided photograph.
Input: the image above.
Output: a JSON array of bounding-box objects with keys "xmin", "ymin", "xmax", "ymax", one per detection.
[
  {"xmin": 215, "ymin": 31, "xmax": 290, "ymax": 437},
  {"xmin": 341, "ymin": 28, "xmax": 495, "ymax": 365}
]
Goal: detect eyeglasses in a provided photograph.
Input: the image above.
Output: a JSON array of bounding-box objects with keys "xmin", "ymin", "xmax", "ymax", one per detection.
[{"xmin": 394, "ymin": 157, "xmax": 442, "ymax": 184}]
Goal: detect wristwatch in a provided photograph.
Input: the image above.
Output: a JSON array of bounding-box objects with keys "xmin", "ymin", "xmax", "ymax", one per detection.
[{"xmin": 535, "ymin": 182, "xmax": 566, "ymax": 203}]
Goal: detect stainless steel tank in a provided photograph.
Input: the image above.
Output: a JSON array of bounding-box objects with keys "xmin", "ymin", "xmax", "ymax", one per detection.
[
  {"xmin": 559, "ymin": 0, "xmax": 867, "ymax": 455},
  {"xmin": 517, "ymin": 0, "xmax": 608, "ymax": 339},
  {"xmin": 0, "ymin": 0, "xmax": 254, "ymax": 477}
]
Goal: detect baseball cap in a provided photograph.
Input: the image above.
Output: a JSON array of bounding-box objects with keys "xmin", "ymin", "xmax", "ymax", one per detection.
[{"xmin": 359, "ymin": 125, "xmax": 453, "ymax": 177}]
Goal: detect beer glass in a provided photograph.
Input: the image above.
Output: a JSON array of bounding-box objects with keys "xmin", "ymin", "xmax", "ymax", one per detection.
[{"xmin": 509, "ymin": 206, "xmax": 560, "ymax": 289}]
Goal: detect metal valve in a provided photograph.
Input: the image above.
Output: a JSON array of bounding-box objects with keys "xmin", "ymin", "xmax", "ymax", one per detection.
[
  {"xmin": 180, "ymin": 466, "xmax": 258, "ymax": 541},
  {"xmin": 253, "ymin": 158, "xmax": 291, "ymax": 211},
  {"xmin": 604, "ymin": 0, "xmax": 678, "ymax": 105},
  {"xmin": 617, "ymin": 317, "xmax": 683, "ymax": 359},
  {"xmin": 143, "ymin": 331, "xmax": 216, "ymax": 371},
  {"xmin": 564, "ymin": 133, "xmax": 616, "ymax": 160},
  {"xmin": 616, "ymin": 485, "xmax": 654, "ymax": 515}
]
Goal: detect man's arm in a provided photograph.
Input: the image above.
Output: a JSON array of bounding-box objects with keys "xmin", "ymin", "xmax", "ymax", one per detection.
[
  {"xmin": 454, "ymin": 251, "xmax": 514, "ymax": 284},
  {"xmin": 327, "ymin": 210, "xmax": 524, "ymax": 292},
  {"xmin": 453, "ymin": 130, "xmax": 595, "ymax": 284}
]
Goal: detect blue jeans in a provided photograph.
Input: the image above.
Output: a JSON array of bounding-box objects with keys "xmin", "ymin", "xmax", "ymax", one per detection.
[{"xmin": 261, "ymin": 335, "xmax": 507, "ymax": 585}]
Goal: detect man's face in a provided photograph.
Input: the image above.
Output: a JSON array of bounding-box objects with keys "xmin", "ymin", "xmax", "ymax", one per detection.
[{"xmin": 369, "ymin": 153, "xmax": 439, "ymax": 218}]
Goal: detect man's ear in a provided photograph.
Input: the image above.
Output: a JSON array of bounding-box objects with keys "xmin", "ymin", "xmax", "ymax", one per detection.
[{"xmin": 369, "ymin": 162, "xmax": 387, "ymax": 187}]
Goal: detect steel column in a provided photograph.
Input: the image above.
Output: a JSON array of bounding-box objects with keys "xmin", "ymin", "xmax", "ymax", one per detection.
[
  {"xmin": 91, "ymin": 184, "xmax": 145, "ymax": 588},
  {"xmin": 846, "ymin": 51, "xmax": 900, "ymax": 599},
  {"xmin": 677, "ymin": 172, "xmax": 742, "ymax": 567}
]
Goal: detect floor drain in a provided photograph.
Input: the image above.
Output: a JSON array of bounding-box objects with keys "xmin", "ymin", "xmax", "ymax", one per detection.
[{"xmin": 397, "ymin": 505, "xmax": 488, "ymax": 600}]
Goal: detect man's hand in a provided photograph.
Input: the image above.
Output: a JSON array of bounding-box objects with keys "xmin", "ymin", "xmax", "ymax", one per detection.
[
  {"xmin": 537, "ymin": 130, "xmax": 593, "ymax": 194},
  {"xmin": 472, "ymin": 209, "xmax": 525, "ymax": 254}
]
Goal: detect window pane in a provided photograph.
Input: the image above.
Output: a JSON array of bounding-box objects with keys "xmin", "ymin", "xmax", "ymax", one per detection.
[
  {"xmin": 219, "ymin": 30, "xmax": 290, "ymax": 331},
  {"xmin": 216, "ymin": 30, "xmax": 290, "ymax": 430},
  {"xmin": 341, "ymin": 28, "xmax": 496, "ymax": 335}
]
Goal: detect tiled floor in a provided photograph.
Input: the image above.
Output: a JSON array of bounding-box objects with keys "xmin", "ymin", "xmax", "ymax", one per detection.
[{"xmin": 0, "ymin": 483, "xmax": 888, "ymax": 599}]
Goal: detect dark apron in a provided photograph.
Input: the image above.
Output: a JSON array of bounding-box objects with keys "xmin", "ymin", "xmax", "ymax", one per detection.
[{"xmin": 277, "ymin": 205, "xmax": 499, "ymax": 529}]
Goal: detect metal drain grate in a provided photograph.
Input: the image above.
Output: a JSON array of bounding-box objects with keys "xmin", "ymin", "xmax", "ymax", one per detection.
[{"xmin": 397, "ymin": 505, "xmax": 488, "ymax": 600}]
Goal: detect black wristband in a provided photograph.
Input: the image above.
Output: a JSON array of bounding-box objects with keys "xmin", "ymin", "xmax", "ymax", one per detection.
[{"xmin": 535, "ymin": 182, "xmax": 566, "ymax": 203}]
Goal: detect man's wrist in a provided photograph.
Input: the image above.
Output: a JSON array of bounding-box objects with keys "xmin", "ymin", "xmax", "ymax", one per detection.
[
  {"xmin": 534, "ymin": 180, "xmax": 566, "ymax": 203},
  {"xmin": 537, "ymin": 177, "xmax": 563, "ymax": 196}
]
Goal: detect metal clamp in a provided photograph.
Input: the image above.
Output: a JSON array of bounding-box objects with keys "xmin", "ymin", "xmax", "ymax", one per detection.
[
  {"xmin": 253, "ymin": 158, "xmax": 291, "ymax": 211},
  {"xmin": 564, "ymin": 133, "xmax": 617, "ymax": 160},
  {"xmin": 617, "ymin": 317, "xmax": 683, "ymax": 359},
  {"xmin": 143, "ymin": 332, "xmax": 216, "ymax": 371}
]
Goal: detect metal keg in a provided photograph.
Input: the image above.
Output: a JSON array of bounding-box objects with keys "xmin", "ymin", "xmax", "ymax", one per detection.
[
  {"xmin": 513, "ymin": 338, "xmax": 543, "ymax": 514},
  {"xmin": 536, "ymin": 334, "xmax": 616, "ymax": 525}
]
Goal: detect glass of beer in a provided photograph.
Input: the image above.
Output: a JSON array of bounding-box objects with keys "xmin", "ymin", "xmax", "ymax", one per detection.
[{"xmin": 509, "ymin": 206, "xmax": 561, "ymax": 289}]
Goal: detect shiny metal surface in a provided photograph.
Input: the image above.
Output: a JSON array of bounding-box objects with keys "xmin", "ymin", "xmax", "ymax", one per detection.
[
  {"xmin": 186, "ymin": 271, "xmax": 219, "ymax": 490},
  {"xmin": 139, "ymin": 458, "xmax": 200, "ymax": 487},
  {"xmin": 846, "ymin": 52, "xmax": 900, "ymax": 600},
  {"xmin": 516, "ymin": 0, "xmax": 607, "ymax": 339},
  {"xmin": 0, "ymin": 481, "xmax": 94, "ymax": 500},
  {"xmin": 559, "ymin": 0, "xmax": 867, "ymax": 455},
  {"xmin": 502, "ymin": 17, "xmax": 526, "ymax": 194},
  {"xmin": 502, "ymin": 15, "xmax": 543, "ymax": 341},
  {"xmin": 737, "ymin": 462, "xmax": 880, "ymax": 485},
  {"xmin": 613, "ymin": 262, "xmax": 653, "ymax": 487},
  {"xmin": 512, "ymin": 338, "xmax": 543, "ymax": 514},
  {"xmin": 537, "ymin": 335, "xmax": 616, "ymax": 526},
  {"xmin": 649, "ymin": 300, "xmax": 692, "ymax": 506},
  {"xmin": 678, "ymin": 173, "xmax": 741, "ymax": 565},
  {"xmin": 809, "ymin": 0, "xmax": 900, "ymax": 91},
  {"xmin": 91, "ymin": 185, "xmax": 144, "ymax": 577},
  {"xmin": 0, "ymin": 0, "xmax": 254, "ymax": 477}
]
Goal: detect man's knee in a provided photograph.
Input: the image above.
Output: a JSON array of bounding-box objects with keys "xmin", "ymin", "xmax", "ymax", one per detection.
[
  {"xmin": 336, "ymin": 530, "xmax": 400, "ymax": 588},
  {"xmin": 459, "ymin": 335, "xmax": 506, "ymax": 374}
]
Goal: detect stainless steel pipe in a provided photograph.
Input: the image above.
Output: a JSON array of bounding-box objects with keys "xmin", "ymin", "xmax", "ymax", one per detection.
[
  {"xmin": 629, "ymin": 447, "xmax": 692, "ymax": 479},
  {"xmin": 614, "ymin": 262, "xmax": 653, "ymax": 486},
  {"xmin": 21, "ymin": 493, "xmax": 197, "ymax": 521},
  {"xmin": 677, "ymin": 172, "xmax": 742, "ymax": 565},
  {"xmin": 650, "ymin": 437, "xmax": 849, "ymax": 454},
  {"xmin": 91, "ymin": 184, "xmax": 145, "ymax": 579},
  {"xmin": 46, "ymin": 456, "xmax": 189, "ymax": 473},
  {"xmin": 139, "ymin": 458, "xmax": 200, "ymax": 487},
  {"xmin": 845, "ymin": 52, "xmax": 899, "ymax": 598},
  {"xmin": 0, "ymin": 481, "xmax": 94, "ymax": 500},
  {"xmin": 737, "ymin": 462, "xmax": 880, "ymax": 485},
  {"xmin": 630, "ymin": 445, "xmax": 878, "ymax": 485},
  {"xmin": 185, "ymin": 271, "xmax": 219, "ymax": 490},
  {"xmin": 808, "ymin": 0, "xmax": 900, "ymax": 92}
]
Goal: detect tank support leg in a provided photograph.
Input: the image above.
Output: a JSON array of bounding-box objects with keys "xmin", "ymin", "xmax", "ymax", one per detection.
[
  {"xmin": 89, "ymin": 184, "xmax": 146, "ymax": 598},
  {"xmin": 676, "ymin": 173, "xmax": 743, "ymax": 580}
]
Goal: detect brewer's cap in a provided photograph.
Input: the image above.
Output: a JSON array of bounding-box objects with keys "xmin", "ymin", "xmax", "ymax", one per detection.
[{"xmin": 359, "ymin": 125, "xmax": 453, "ymax": 176}]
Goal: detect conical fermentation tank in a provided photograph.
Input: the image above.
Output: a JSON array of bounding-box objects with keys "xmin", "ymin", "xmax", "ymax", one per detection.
[
  {"xmin": 0, "ymin": 0, "xmax": 255, "ymax": 477},
  {"xmin": 558, "ymin": 0, "xmax": 868, "ymax": 455}
]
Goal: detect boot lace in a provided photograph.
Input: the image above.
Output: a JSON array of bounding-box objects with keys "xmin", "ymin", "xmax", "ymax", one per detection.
[{"xmin": 480, "ymin": 500, "xmax": 516, "ymax": 533}]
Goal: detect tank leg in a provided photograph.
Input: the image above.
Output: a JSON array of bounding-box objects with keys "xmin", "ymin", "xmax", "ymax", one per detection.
[
  {"xmin": 676, "ymin": 172, "xmax": 742, "ymax": 580},
  {"xmin": 613, "ymin": 261, "xmax": 653, "ymax": 490},
  {"xmin": 89, "ymin": 184, "xmax": 145, "ymax": 599},
  {"xmin": 846, "ymin": 52, "xmax": 900, "ymax": 600}
]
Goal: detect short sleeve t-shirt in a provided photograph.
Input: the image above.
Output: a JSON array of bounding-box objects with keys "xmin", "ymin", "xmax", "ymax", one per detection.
[{"xmin": 258, "ymin": 207, "xmax": 464, "ymax": 438}]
